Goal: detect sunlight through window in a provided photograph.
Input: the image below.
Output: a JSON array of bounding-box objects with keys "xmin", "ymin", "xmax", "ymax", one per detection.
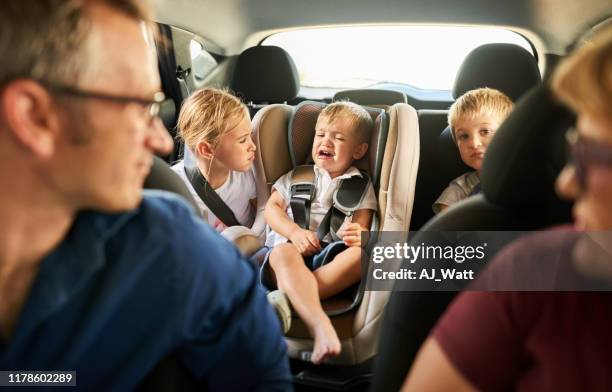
[{"xmin": 263, "ymin": 26, "xmax": 534, "ymax": 91}]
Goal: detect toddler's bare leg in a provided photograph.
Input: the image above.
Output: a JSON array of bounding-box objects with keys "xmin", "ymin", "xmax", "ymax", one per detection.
[
  {"xmin": 313, "ymin": 246, "xmax": 363, "ymax": 300},
  {"xmin": 269, "ymin": 243, "xmax": 341, "ymax": 364}
]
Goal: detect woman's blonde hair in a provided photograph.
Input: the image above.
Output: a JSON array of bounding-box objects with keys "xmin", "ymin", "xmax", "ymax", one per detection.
[
  {"xmin": 177, "ymin": 87, "xmax": 248, "ymax": 153},
  {"xmin": 552, "ymin": 26, "xmax": 612, "ymax": 122},
  {"xmin": 448, "ymin": 88, "xmax": 514, "ymax": 139}
]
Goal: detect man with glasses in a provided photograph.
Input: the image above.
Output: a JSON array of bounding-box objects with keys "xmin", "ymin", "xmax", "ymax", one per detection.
[{"xmin": 0, "ymin": 1, "xmax": 290, "ymax": 390}]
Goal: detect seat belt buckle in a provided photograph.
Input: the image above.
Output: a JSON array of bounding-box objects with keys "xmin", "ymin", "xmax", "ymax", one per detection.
[{"xmin": 290, "ymin": 183, "xmax": 315, "ymax": 201}]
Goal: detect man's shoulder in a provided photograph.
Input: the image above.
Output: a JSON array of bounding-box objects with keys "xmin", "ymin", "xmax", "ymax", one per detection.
[
  {"xmin": 109, "ymin": 190, "xmax": 243, "ymax": 273},
  {"xmin": 114, "ymin": 190, "xmax": 221, "ymax": 253},
  {"xmin": 139, "ymin": 189, "xmax": 198, "ymax": 223},
  {"xmin": 81, "ymin": 190, "xmax": 195, "ymax": 237}
]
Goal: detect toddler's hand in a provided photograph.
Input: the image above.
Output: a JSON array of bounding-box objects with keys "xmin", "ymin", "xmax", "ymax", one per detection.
[
  {"xmin": 289, "ymin": 228, "xmax": 321, "ymax": 256},
  {"xmin": 338, "ymin": 222, "xmax": 366, "ymax": 247}
]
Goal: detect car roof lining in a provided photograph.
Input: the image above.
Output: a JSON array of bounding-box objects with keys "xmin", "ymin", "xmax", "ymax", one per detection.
[{"xmin": 152, "ymin": 0, "xmax": 612, "ymax": 56}]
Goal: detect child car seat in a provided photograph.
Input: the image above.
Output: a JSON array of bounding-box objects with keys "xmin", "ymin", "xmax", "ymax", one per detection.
[{"xmin": 251, "ymin": 99, "xmax": 420, "ymax": 364}]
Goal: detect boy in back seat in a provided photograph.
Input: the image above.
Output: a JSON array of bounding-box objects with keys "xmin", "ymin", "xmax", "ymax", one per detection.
[
  {"xmin": 263, "ymin": 102, "xmax": 378, "ymax": 364},
  {"xmin": 433, "ymin": 88, "xmax": 513, "ymax": 213}
]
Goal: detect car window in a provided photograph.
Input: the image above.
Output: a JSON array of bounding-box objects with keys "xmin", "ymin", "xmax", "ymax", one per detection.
[
  {"xmin": 189, "ymin": 39, "xmax": 218, "ymax": 84},
  {"xmin": 263, "ymin": 25, "xmax": 534, "ymax": 96},
  {"xmin": 170, "ymin": 26, "xmax": 219, "ymax": 92}
]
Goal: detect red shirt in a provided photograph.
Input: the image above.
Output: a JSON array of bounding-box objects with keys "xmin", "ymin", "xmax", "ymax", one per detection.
[{"xmin": 434, "ymin": 228, "xmax": 612, "ymax": 391}]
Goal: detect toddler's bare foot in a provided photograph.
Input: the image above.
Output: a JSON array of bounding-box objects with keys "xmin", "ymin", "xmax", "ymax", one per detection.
[{"xmin": 310, "ymin": 321, "xmax": 341, "ymax": 364}]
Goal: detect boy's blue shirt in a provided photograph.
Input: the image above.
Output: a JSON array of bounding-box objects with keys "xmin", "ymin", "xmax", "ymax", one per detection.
[{"xmin": 0, "ymin": 190, "xmax": 291, "ymax": 391}]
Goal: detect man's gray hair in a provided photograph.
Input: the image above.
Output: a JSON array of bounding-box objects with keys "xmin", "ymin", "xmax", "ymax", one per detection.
[{"xmin": 0, "ymin": 0, "xmax": 150, "ymax": 87}]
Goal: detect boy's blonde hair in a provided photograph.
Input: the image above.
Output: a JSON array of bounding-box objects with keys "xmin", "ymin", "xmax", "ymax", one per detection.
[
  {"xmin": 448, "ymin": 88, "xmax": 514, "ymax": 140},
  {"xmin": 552, "ymin": 25, "xmax": 612, "ymax": 123},
  {"xmin": 319, "ymin": 101, "xmax": 373, "ymax": 143},
  {"xmin": 177, "ymin": 87, "xmax": 248, "ymax": 152}
]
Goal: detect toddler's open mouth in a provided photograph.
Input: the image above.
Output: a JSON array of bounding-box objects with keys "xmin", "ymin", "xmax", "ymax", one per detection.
[{"xmin": 317, "ymin": 150, "xmax": 334, "ymax": 159}]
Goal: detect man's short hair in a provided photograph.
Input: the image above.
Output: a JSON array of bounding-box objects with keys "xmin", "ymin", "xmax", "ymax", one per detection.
[
  {"xmin": 0, "ymin": 0, "xmax": 150, "ymax": 87},
  {"xmin": 552, "ymin": 25, "xmax": 612, "ymax": 123},
  {"xmin": 177, "ymin": 87, "xmax": 248, "ymax": 152},
  {"xmin": 448, "ymin": 88, "xmax": 514, "ymax": 139},
  {"xmin": 319, "ymin": 101, "xmax": 373, "ymax": 143}
]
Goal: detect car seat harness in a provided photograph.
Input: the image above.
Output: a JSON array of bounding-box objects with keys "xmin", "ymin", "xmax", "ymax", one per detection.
[{"xmin": 289, "ymin": 165, "xmax": 370, "ymax": 242}]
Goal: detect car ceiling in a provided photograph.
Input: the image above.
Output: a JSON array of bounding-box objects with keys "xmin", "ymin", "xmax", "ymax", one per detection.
[{"xmin": 153, "ymin": 0, "xmax": 611, "ymax": 55}]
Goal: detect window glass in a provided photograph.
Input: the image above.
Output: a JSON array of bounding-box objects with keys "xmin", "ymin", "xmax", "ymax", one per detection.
[
  {"xmin": 263, "ymin": 26, "xmax": 534, "ymax": 91},
  {"xmin": 189, "ymin": 38, "xmax": 218, "ymax": 83}
]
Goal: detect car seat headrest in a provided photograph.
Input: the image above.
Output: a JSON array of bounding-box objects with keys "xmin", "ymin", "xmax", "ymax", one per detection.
[
  {"xmin": 453, "ymin": 43, "xmax": 541, "ymax": 101},
  {"xmin": 230, "ymin": 45, "xmax": 300, "ymax": 103},
  {"xmin": 333, "ymin": 89, "xmax": 407, "ymax": 108},
  {"xmin": 287, "ymin": 101, "xmax": 387, "ymax": 186},
  {"xmin": 481, "ymin": 85, "xmax": 574, "ymax": 220}
]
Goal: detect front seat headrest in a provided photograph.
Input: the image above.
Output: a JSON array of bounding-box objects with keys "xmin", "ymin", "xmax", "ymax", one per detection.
[
  {"xmin": 333, "ymin": 89, "xmax": 407, "ymax": 108},
  {"xmin": 231, "ymin": 45, "xmax": 300, "ymax": 103},
  {"xmin": 453, "ymin": 43, "xmax": 541, "ymax": 101},
  {"xmin": 481, "ymin": 85, "xmax": 574, "ymax": 221}
]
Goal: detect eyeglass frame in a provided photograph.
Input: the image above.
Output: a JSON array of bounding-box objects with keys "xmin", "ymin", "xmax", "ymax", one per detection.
[
  {"xmin": 567, "ymin": 128, "xmax": 612, "ymax": 190},
  {"xmin": 43, "ymin": 82, "xmax": 166, "ymax": 126}
]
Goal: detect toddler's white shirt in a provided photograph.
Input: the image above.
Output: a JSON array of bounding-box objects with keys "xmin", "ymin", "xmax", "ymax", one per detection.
[{"xmin": 265, "ymin": 165, "xmax": 377, "ymax": 247}]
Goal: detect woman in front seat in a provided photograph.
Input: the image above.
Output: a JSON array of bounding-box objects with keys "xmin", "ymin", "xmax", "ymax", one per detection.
[{"xmin": 404, "ymin": 26, "xmax": 612, "ymax": 391}]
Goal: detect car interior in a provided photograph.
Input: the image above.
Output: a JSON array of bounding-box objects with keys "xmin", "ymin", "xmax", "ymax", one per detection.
[{"xmin": 142, "ymin": 0, "xmax": 612, "ymax": 390}]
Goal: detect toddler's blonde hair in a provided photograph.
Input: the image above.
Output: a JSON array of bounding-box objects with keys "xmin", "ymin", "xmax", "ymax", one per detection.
[{"xmin": 319, "ymin": 101, "xmax": 373, "ymax": 143}]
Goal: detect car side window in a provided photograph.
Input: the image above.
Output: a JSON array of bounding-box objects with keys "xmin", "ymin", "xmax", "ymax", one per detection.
[
  {"xmin": 170, "ymin": 26, "xmax": 219, "ymax": 92},
  {"xmin": 190, "ymin": 39, "xmax": 218, "ymax": 86}
]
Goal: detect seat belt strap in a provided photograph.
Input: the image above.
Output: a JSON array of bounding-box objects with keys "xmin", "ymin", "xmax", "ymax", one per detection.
[
  {"xmin": 289, "ymin": 165, "xmax": 316, "ymax": 229},
  {"xmin": 184, "ymin": 165, "xmax": 241, "ymax": 227},
  {"xmin": 316, "ymin": 206, "xmax": 347, "ymax": 242},
  {"xmin": 316, "ymin": 206, "xmax": 333, "ymax": 241},
  {"xmin": 319, "ymin": 170, "xmax": 371, "ymax": 241}
]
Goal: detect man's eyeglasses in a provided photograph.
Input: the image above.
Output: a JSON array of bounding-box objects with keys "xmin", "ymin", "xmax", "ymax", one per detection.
[
  {"xmin": 567, "ymin": 128, "xmax": 612, "ymax": 189},
  {"xmin": 45, "ymin": 83, "xmax": 165, "ymax": 126}
]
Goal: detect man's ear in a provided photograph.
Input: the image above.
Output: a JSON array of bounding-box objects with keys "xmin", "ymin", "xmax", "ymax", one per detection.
[
  {"xmin": 1, "ymin": 80, "xmax": 61, "ymax": 158},
  {"xmin": 353, "ymin": 142, "xmax": 369, "ymax": 160},
  {"xmin": 195, "ymin": 140, "xmax": 215, "ymax": 160}
]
